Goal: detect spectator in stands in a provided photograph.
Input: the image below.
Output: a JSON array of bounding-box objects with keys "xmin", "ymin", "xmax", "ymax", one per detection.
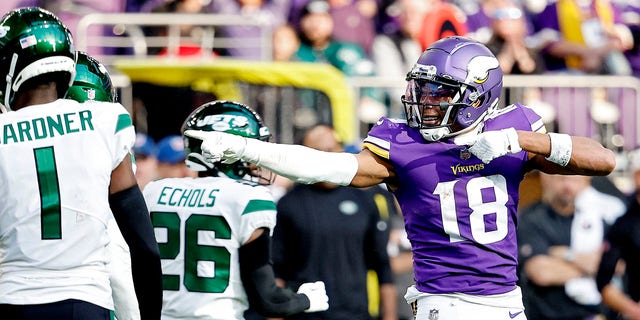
[
  {"xmin": 326, "ymin": 0, "xmax": 378, "ymax": 56},
  {"xmin": 295, "ymin": 0, "xmax": 388, "ymax": 122},
  {"xmin": 460, "ymin": 0, "xmax": 495, "ymax": 44},
  {"xmin": 150, "ymin": 0, "xmax": 211, "ymax": 57},
  {"xmin": 530, "ymin": 0, "xmax": 634, "ymax": 75},
  {"xmin": 295, "ymin": 0, "xmax": 372, "ymax": 75},
  {"xmin": 273, "ymin": 23, "xmax": 301, "ymax": 61},
  {"xmin": 295, "ymin": 0, "xmax": 385, "ymax": 124},
  {"xmin": 371, "ymin": 0, "xmax": 425, "ymax": 117},
  {"xmin": 415, "ymin": 0, "xmax": 467, "ymax": 51},
  {"xmin": 612, "ymin": 1, "xmax": 640, "ymax": 78},
  {"xmin": 272, "ymin": 124, "xmax": 397, "ymax": 320},
  {"xmin": 209, "ymin": 0, "xmax": 290, "ymax": 60},
  {"xmin": 133, "ymin": 132, "xmax": 159, "ymax": 190},
  {"xmin": 155, "ymin": 135, "xmax": 197, "ymax": 179},
  {"xmin": 518, "ymin": 173, "xmax": 626, "ymax": 319},
  {"xmin": 286, "ymin": 0, "xmax": 310, "ymax": 29},
  {"xmin": 595, "ymin": 151, "xmax": 640, "ymax": 320},
  {"xmin": 461, "ymin": 0, "xmax": 535, "ymax": 43},
  {"xmin": 484, "ymin": 0, "xmax": 545, "ymax": 74}
]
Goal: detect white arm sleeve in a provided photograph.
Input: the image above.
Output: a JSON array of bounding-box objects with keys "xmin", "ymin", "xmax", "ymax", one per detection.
[{"xmin": 242, "ymin": 139, "xmax": 358, "ymax": 186}]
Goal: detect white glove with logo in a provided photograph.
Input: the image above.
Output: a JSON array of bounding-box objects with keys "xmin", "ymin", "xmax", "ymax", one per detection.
[
  {"xmin": 184, "ymin": 130, "xmax": 247, "ymax": 164},
  {"xmin": 297, "ymin": 281, "xmax": 329, "ymax": 313},
  {"xmin": 468, "ymin": 127, "xmax": 521, "ymax": 164}
]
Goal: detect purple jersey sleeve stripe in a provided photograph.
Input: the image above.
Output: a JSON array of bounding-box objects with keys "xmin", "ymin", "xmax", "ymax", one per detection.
[{"xmin": 363, "ymin": 141, "xmax": 390, "ymax": 159}]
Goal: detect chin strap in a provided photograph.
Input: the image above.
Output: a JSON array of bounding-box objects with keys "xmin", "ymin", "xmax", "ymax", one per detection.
[
  {"xmin": 4, "ymin": 53, "xmax": 18, "ymax": 109},
  {"xmin": 453, "ymin": 121, "xmax": 485, "ymax": 146},
  {"xmin": 420, "ymin": 127, "xmax": 450, "ymax": 142}
]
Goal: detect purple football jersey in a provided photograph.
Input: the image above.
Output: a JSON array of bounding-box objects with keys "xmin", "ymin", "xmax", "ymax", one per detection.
[{"xmin": 363, "ymin": 103, "xmax": 544, "ymax": 295}]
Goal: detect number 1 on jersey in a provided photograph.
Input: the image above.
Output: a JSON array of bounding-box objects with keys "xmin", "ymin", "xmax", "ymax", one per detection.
[{"xmin": 34, "ymin": 146, "xmax": 62, "ymax": 239}]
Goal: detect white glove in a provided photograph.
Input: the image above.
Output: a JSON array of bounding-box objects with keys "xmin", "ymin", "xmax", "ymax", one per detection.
[
  {"xmin": 297, "ymin": 281, "xmax": 329, "ymax": 313},
  {"xmin": 468, "ymin": 127, "xmax": 521, "ymax": 164},
  {"xmin": 184, "ymin": 130, "xmax": 247, "ymax": 164}
]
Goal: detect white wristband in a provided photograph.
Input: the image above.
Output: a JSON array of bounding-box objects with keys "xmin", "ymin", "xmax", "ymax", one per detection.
[
  {"xmin": 504, "ymin": 128, "xmax": 522, "ymax": 153},
  {"xmin": 545, "ymin": 133, "xmax": 572, "ymax": 166}
]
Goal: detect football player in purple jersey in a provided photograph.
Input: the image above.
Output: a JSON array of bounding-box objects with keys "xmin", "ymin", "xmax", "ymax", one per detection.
[{"xmin": 185, "ymin": 36, "xmax": 616, "ymax": 320}]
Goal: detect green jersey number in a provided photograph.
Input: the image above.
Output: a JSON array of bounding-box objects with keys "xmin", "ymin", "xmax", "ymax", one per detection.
[
  {"xmin": 34, "ymin": 146, "xmax": 62, "ymax": 240},
  {"xmin": 151, "ymin": 212, "xmax": 232, "ymax": 293}
]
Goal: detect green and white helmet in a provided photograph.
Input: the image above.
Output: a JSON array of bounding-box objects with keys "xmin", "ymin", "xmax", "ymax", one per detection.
[
  {"xmin": 0, "ymin": 7, "xmax": 76, "ymax": 110},
  {"xmin": 67, "ymin": 51, "xmax": 116, "ymax": 103},
  {"xmin": 182, "ymin": 100, "xmax": 272, "ymax": 183}
]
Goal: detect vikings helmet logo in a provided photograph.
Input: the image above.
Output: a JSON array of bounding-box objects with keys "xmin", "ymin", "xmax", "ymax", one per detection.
[{"xmin": 467, "ymin": 55, "xmax": 500, "ymax": 84}]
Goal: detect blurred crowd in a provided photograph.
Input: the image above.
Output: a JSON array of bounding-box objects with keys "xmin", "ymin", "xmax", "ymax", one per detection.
[
  {"xmin": 6, "ymin": 0, "xmax": 640, "ymax": 149},
  {"xmin": 5, "ymin": 0, "xmax": 640, "ymax": 148},
  {"xmin": 3, "ymin": 0, "xmax": 640, "ymax": 77}
]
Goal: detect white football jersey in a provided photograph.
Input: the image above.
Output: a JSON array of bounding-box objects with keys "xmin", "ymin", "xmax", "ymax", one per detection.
[
  {"xmin": 143, "ymin": 176, "xmax": 277, "ymax": 320},
  {"xmin": 0, "ymin": 99, "xmax": 135, "ymax": 309}
]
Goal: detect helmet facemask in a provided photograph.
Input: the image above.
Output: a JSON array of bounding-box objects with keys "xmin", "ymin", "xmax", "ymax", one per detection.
[
  {"xmin": 217, "ymin": 162, "xmax": 275, "ymax": 186},
  {"xmin": 402, "ymin": 73, "xmax": 474, "ymax": 142},
  {"xmin": 401, "ymin": 37, "xmax": 503, "ymax": 142}
]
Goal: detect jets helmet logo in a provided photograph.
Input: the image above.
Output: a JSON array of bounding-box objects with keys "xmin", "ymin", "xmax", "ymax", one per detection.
[
  {"xmin": 197, "ymin": 114, "xmax": 249, "ymax": 131},
  {"xmin": 0, "ymin": 26, "xmax": 10, "ymax": 38}
]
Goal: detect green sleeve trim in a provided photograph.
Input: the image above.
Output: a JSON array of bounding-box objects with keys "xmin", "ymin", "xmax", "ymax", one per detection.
[
  {"xmin": 242, "ymin": 199, "xmax": 276, "ymax": 215},
  {"xmin": 115, "ymin": 114, "xmax": 133, "ymax": 134}
]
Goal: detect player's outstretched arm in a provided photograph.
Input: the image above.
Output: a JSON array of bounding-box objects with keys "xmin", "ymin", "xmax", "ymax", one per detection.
[
  {"xmin": 109, "ymin": 157, "xmax": 163, "ymax": 320},
  {"xmin": 239, "ymin": 229, "xmax": 329, "ymax": 317},
  {"xmin": 184, "ymin": 130, "xmax": 358, "ymax": 185}
]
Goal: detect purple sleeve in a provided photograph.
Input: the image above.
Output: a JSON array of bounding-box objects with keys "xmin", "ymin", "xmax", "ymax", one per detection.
[{"xmin": 363, "ymin": 118, "xmax": 400, "ymax": 160}]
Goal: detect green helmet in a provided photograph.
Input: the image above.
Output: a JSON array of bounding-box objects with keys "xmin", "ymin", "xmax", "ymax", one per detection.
[
  {"xmin": 182, "ymin": 100, "xmax": 272, "ymax": 183},
  {"xmin": 0, "ymin": 7, "xmax": 76, "ymax": 110},
  {"xmin": 67, "ymin": 51, "xmax": 116, "ymax": 103}
]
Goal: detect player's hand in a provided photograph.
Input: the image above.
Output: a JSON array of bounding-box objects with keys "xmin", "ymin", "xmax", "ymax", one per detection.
[
  {"xmin": 468, "ymin": 127, "xmax": 521, "ymax": 164},
  {"xmin": 297, "ymin": 281, "xmax": 329, "ymax": 313},
  {"xmin": 184, "ymin": 130, "xmax": 246, "ymax": 164}
]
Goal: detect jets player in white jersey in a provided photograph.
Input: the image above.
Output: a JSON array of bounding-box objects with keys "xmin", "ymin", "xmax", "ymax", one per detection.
[
  {"xmin": 67, "ymin": 51, "xmax": 141, "ymax": 320},
  {"xmin": 143, "ymin": 100, "xmax": 329, "ymax": 319},
  {"xmin": 0, "ymin": 7, "xmax": 162, "ymax": 320}
]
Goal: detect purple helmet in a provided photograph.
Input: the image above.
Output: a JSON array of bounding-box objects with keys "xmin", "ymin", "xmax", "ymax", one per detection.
[{"xmin": 401, "ymin": 36, "xmax": 503, "ymax": 141}]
